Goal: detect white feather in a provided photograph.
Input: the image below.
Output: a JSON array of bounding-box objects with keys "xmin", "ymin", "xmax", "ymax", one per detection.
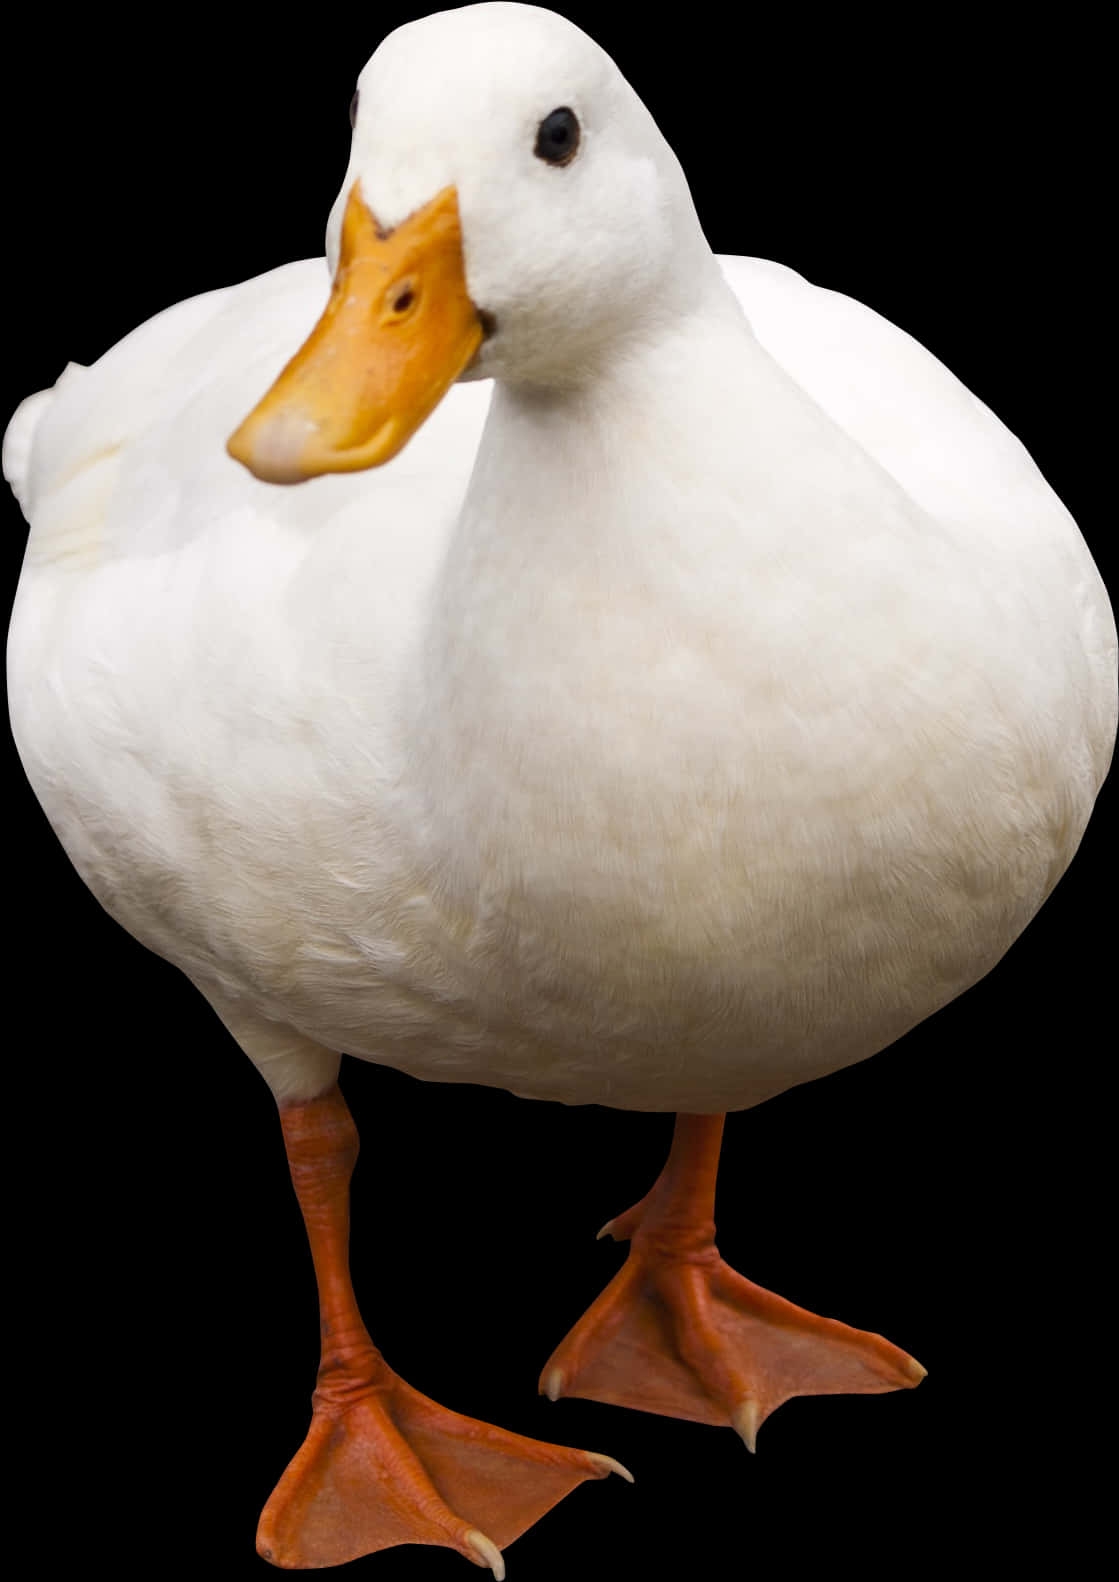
[{"xmin": 6, "ymin": 4, "xmax": 1115, "ymax": 1109}]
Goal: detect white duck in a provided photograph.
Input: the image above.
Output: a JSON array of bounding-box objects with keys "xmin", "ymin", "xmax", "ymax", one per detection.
[{"xmin": 5, "ymin": 2, "xmax": 1115, "ymax": 1573}]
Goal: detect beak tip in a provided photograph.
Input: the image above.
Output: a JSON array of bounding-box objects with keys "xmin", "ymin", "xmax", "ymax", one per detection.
[
  {"xmin": 225, "ymin": 427, "xmax": 251, "ymax": 469},
  {"xmin": 227, "ymin": 410, "xmax": 320, "ymax": 485}
]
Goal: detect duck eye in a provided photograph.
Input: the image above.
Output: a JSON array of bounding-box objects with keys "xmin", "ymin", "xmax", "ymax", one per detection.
[
  {"xmin": 349, "ymin": 90, "xmax": 359, "ymax": 129},
  {"xmin": 534, "ymin": 106, "xmax": 580, "ymax": 166}
]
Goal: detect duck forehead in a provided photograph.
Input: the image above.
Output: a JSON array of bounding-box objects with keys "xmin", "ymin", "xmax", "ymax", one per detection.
[
  {"xmin": 349, "ymin": 4, "xmax": 613, "ymax": 222},
  {"xmin": 363, "ymin": 1, "xmax": 604, "ymax": 92}
]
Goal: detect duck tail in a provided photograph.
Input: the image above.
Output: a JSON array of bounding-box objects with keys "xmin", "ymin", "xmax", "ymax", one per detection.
[{"xmin": 3, "ymin": 364, "xmax": 86, "ymax": 519}]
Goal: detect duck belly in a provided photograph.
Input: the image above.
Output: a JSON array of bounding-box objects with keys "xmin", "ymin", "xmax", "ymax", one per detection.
[
  {"xmin": 10, "ymin": 491, "xmax": 1113, "ymax": 1115},
  {"xmin": 7, "ymin": 623, "xmax": 1104, "ymax": 1114},
  {"xmin": 11, "ymin": 487, "xmax": 1113, "ymax": 1115},
  {"xmin": 192, "ymin": 725, "xmax": 1088, "ymax": 1113},
  {"xmin": 9, "ymin": 426, "xmax": 1114, "ymax": 1112},
  {"xmin": 322, "ymin": 756, "xmax": 1083, "ymax": 1113}
]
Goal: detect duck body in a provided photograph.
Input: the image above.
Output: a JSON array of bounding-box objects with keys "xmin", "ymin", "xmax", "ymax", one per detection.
[
  {"xmin": 7, "ymin": 7, "xmax": 1117, "ymax": 1565},
  {"xmin": 8, "ymin": 251, "xmax": 1114, "ymax": 1112}
]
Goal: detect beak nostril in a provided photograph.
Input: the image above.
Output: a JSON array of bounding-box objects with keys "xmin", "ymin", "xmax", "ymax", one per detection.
[{"xmin": 380, "ymin": 271, "xmax": 419, "ymax": 322}]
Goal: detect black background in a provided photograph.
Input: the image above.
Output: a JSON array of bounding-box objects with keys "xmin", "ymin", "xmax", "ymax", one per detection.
[{"xmin": 3, "ymin": 6, "xmax": 1112, "ymax": 1579}]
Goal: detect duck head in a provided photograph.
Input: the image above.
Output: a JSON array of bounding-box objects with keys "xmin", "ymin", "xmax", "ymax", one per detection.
[{"xmin": 227, "ymin": 2, "xmax": 719, "ymax": 483}]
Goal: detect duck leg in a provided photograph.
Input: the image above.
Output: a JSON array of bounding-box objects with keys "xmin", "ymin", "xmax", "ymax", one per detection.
[
  {"xmin": 258, "ymin": 1086, "xmax": 629, "ymax": 1571},
  {"xmin": 539, "ymin": 1114, "xmax": 925, "ymax": 1448}
]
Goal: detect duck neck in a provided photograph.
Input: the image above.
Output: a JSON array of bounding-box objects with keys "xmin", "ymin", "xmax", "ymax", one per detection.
[
  {"xmin": 398, "ymin": 280, "xmax": 796, "ymax": 871},
  {"xmin": 430, "ymin": 276, "xmax": 776, "ymax": 631}
]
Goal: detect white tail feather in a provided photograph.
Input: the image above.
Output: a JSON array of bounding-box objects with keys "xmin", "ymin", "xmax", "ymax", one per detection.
[{"xmin": 3, "ymin": 364, "xmax": 87, "ymax": 518}]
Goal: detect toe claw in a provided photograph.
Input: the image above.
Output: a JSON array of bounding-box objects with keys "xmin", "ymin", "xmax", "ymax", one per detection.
[
  {"xmin": 465, "ymin": 1529, "xmax": 506, "ymax": 1581},
  {"xmin": 586, "ymin": 1451, "xmax": 635, "ymax": 1483},
  {"xmin": 541, "ymin": 1366, "xmax": 565, "ymax": 1402},
  {"xmin": 732, "ymin": 1398, "xmax": 761, "ymax": 1453}
]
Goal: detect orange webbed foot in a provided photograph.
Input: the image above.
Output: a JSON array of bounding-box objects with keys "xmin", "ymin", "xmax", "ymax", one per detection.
[
  {"xmin": 258, "ymin": 1369, "xmax": 632, "ymax": 1571},
  {"xmin": 540, "ymin": 1116, "xmax": 925, "ymax": 1449},
  {"xmin": 540, "ymin": 1236, "xmax": 924, "ymax": 1448}
]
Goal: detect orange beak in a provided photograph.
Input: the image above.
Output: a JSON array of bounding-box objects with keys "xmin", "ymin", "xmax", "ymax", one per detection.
[{"xmin": 227, "ymin": 184, "xmax": 484, "ymax": 483}]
